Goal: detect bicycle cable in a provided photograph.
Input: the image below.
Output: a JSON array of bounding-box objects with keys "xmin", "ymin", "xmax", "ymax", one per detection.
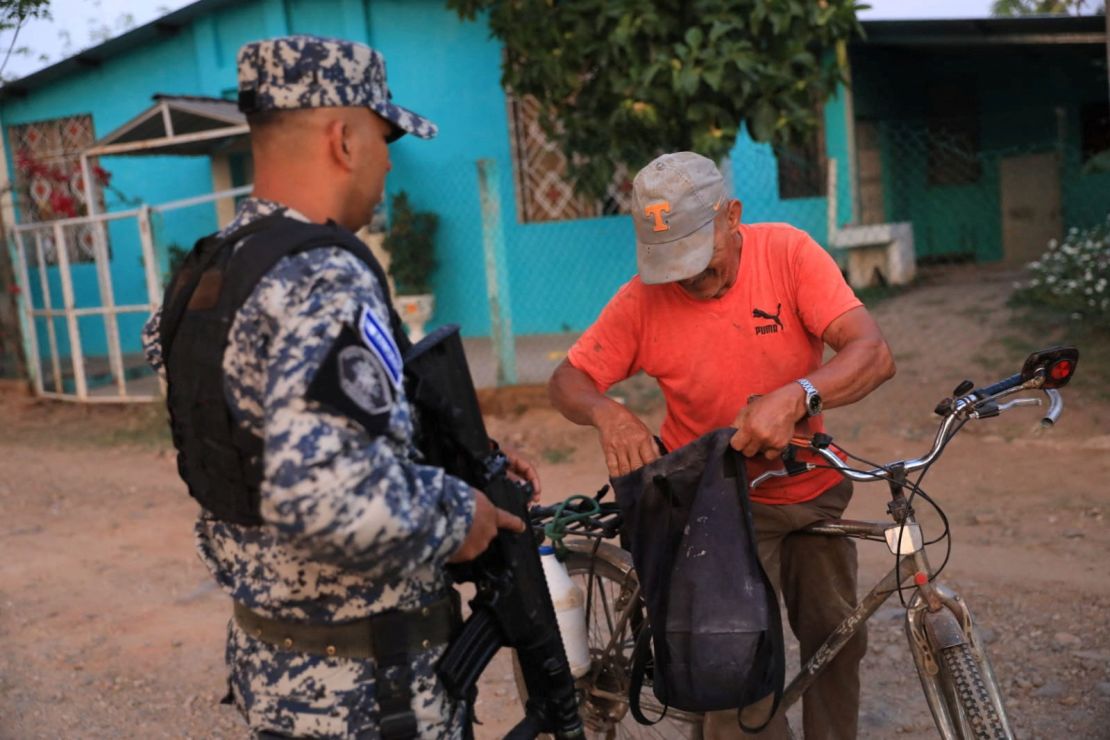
[
  {"xmin": 807, "ymin": 434, "xmax": 962, "ymax": 606},
  {"xmin": 542, "ymin": 494, "xmax": 602, "ymax": 558},
  {"xmin": 899, "ymin": 417, "xmax": 968, "ymax": 585},
  {"xmin": 847, "ymin": 416, "xmax": 966, "ymax": 604}
]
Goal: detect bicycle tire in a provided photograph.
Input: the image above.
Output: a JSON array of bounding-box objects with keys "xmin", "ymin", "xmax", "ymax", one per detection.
[
  {"xmin": 512, "ymin": 541, "xmax": 701, "ymax": 739},
  {"xmin": 939, "ymin": 643, "xmax": 1008, "ymax": 740}
]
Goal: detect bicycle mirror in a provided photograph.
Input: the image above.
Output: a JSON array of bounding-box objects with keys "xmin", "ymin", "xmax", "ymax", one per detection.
[{"xmin": 1020, "ymin": 346, "xmax": 1079, "ymax": 389}]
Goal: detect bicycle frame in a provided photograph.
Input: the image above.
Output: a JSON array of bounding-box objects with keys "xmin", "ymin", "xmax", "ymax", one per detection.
[{"xmin": 787, "ymin": 514, "xmax": 1014, "ymax": 739}]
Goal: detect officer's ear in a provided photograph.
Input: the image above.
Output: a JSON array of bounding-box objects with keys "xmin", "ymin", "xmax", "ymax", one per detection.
[{"xmin": 326, "ymin": 118, "xmax": 354, "ymax": 171}]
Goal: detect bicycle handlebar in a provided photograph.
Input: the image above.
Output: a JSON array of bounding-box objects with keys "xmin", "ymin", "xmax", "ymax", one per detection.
[
  {"xmin": 751, "ymin": 347, "xmax": 1075, "ymax": 489},
  {"xmin": 972, "ymin": 372, "xmax": 1024, "ymax": 400}
]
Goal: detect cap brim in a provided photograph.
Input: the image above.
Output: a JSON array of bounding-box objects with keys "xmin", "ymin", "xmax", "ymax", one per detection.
[
  {"xmin": 637, "ymin": 218, "xmax": 715, "ymax": 285},
  {"xmin": 371, "ymin": 101, "xmax": 438, "ymax": 142}
]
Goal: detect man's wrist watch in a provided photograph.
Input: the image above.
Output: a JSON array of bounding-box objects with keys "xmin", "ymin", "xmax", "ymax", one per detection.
[{"xmin": 795, "ymin": 378, "xmax": 823, "ymax": 417}]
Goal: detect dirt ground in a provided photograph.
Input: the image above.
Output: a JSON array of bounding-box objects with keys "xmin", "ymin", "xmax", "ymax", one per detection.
[{"xmin": 1, "ymin": 265, "xmax": 1108, "ymax": 739}]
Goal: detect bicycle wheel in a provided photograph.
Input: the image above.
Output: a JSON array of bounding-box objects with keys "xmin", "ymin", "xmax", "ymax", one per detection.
[
  {"xmin": 938, "ymin": 643, "xmax": 1009, "ymax": 740},
  {"xmin": 513, "ymin": 540, "xmax": 702, "ymax": 739}
]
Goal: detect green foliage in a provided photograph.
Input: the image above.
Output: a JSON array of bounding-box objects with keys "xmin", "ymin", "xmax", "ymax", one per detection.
[
  {"xmin": 1012, "ymin": 217, "xmax": 1110, "ymax": 324},
  {"xmin": 382, "ymin": 191, "xmax": 439, "ymax": 295},
  {"xmin": 0, "ymin": 0, "xmax": 50, "ymax": 32},
  {"xmin": 447, "ymin": 0, "xmax": 864, "ymax": 198},
  {"xmin": 0, "ymin": 0, "xmax": 51, "ymax": 80},
  {"xmin": 165, "ymin": 243, "xmax": 188, "ymax": 287},
  {"xmin": 991, "ymin": 0, "xmax": 1104, "ymax": 14}
]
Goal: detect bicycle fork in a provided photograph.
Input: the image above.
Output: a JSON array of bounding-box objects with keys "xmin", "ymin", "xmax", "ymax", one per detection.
[
  {"xmin": 904, "ymin": 550, "xmax": 1015, "ymax": 739},
  {"xmin": 777, "ymin": 532, "xmax": 1013, "ymax": 740}
]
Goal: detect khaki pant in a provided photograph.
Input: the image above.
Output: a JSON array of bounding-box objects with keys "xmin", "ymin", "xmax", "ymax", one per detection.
[{"xmin": 704, "ymin": 480, "xmax": 866, "ymax": 740}]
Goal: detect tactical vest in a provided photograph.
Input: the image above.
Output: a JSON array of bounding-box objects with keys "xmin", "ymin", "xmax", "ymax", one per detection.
[{"xmin": 159, "ymin": 213, "xmax": 410, "ymax": 526}]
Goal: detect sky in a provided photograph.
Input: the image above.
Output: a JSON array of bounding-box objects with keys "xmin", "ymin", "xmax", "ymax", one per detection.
[{"xmin": 0, "ymin": 0, "xmax": 1034, "ymax": 83}]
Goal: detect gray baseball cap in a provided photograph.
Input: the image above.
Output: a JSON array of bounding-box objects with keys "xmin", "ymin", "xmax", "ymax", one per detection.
[
  {"xmin": 631, "ymin": 152, "xmax": 727, "ymax": 285},
  {"xmin": 236, "ymin": 35, "xmax": 437, "ymax": 142}
]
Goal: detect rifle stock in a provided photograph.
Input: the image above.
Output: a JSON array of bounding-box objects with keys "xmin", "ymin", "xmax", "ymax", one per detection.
[{"xmin": 404, "ymin": 325, "xmax": 584, "ymax": 739}]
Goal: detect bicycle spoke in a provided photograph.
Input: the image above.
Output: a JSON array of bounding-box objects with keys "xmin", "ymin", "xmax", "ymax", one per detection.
[{"xmin": 530, "ymin": 547, "xmax": 701, "ymax": 740}]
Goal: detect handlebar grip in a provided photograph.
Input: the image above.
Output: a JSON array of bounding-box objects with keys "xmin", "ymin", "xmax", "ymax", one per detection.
[
  {"xmin": 1041, "ymin": 389, "xmax": 1063, "ymax": 427},
  {"xmin": 974, "ymin": 372, "xmax": 1023, "ymax": 399}
]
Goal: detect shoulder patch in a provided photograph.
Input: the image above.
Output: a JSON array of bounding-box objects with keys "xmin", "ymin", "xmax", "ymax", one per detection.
[
  {"xmin": 358, "ymin": 304, "xmax": 402, "ymax": 388},
  {"xmin": 307, "ymin": 322, "xmax": 395, "ymax": 435}
]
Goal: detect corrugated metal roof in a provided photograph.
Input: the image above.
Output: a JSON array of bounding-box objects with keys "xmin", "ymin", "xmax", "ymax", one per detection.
[
  {"xmin": 0, "ymin": 0, "xmax": 239, "ymax": 101},
  {"xmin": 89, "ymin": 94, "xmax": 247, "ymax": 157},
  {"xmin": 153, "ymin": 94, "xmax": 245, "ymax": 126},
  {"xmin": 858, "ymin": 15, "xmax": 1106, "ymax": 47}
]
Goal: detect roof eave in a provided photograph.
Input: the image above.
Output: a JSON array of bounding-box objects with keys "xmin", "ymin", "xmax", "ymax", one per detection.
[{"xmin": 0, "ymin": 0, "xmax": 241, "ymax": 103}]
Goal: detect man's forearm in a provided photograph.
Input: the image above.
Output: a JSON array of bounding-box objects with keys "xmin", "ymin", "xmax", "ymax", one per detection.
[
  {"xmin": 548, "ymin": 360, "xmax": 619, "ymax": 428},
  {"xmin": 805, "ymin": 335, "xmax": 896, "ymax": 412},
  {"xmin": 794, "ymin": 306, "xmax": 896, "ymax": 416}
]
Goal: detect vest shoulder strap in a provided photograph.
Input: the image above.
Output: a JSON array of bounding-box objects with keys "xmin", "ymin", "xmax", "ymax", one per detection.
[{"xmin": 161, "ymin": 213, "xmax": 410, "ymax": 359}]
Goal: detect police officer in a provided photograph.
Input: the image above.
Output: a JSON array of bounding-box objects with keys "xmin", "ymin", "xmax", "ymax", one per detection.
[{"xmin": 142, "ymin": 35, "xmax": 533, "ymax": 738}]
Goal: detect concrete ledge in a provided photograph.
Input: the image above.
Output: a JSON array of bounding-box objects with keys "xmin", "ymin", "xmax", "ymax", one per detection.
[{"xmin": 830, "ymin": 222, "xmax": 916, "ymax": 289}]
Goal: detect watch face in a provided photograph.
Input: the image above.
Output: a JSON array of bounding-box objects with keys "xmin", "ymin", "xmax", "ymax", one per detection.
[{"xmin": 807, "ymin": 393, "xmax": 822, "ymax": 416}]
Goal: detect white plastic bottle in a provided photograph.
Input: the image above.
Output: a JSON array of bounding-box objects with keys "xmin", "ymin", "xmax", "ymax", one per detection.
[{"xmin": 539, "ymin": 544, "xmax": 591, "ymax": 678}]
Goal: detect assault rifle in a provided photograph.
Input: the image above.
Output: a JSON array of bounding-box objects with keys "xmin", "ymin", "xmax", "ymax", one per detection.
[{"xmin": 403, "ymin": 325, "xmax": 584, "ymax": 740}]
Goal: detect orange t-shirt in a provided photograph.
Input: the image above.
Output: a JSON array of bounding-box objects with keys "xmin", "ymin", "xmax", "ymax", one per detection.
[{"xmin": 566, "ymin": 222, "xmax": 862, "ymax": 505}]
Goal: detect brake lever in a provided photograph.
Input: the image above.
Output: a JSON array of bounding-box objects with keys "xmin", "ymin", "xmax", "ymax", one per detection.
[
  {"xmin": 750, "ymin": 444, "xmax": 816, "ymax": 489},
  {"xmin": 782, "ymin": 444, "xmax": 810, "ymax": 476},
  {"xmin": 970, "ymin": 396, "xmax": 1041, "ymax": 419},
  {"xmin": 996, "ymin": 397, "xmax": 1041, "ymax": 413}
]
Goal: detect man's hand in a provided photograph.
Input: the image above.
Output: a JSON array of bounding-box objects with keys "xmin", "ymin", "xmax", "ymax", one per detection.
[
  {"xmin": 548, "ymin": 359, "xmax": 660, "ymax": 479},
  {"xmin": 502, "ymin": 445, "xmax": 542, "ymax": 502},
  {"xmin": 595, "ymin": 401, "xmax": 660, "ymax": 478},
  {"xmin": 449, "ymin": 490, "xmax": 526, "ymax": 563},
  {"xmin": 730, "ymin": 385, "xmax": 805, "ymax": 459}
]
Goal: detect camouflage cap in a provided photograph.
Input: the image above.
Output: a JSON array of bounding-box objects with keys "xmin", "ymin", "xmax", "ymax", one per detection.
[{"xmin": 236, "ymin": 35, "xmax": 437, "ymax": 142}]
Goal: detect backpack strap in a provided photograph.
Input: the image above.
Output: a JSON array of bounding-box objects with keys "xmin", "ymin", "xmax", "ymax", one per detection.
[
  {"xmin": 628, "ymin": 621, "xmax": 668, "ymax": 725},
  {"xmin": 626, "ymin": 473, "xmax": 682, "ymax": 726},
  {"xmin": 733, "ymin": 447, "xmax": 786, "ymax": 734}
]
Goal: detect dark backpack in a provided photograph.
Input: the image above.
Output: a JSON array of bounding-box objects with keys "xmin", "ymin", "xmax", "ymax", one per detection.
[{"xmin": 611, "ymin": 427, "xmax": 784, "ymax": 730}]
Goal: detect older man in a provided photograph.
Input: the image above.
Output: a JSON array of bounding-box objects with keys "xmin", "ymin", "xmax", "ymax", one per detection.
[{"xmin": 549, "ymin": 152, "xmax": 895, "ymax": 739}]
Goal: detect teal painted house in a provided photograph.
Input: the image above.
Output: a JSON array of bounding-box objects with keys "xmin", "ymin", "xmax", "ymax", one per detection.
[
  {"xmin": 846, "ymin": 17, "xmax": 1110, "ymax": 265},
  {"xmin": 0, "ymin": 5, "xmax": 1106, "ymax": 394}
]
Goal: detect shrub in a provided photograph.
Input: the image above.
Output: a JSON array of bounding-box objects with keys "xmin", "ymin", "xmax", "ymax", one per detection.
[
  {"xmin": 382, "ymin": 191, "xmax": 438, "ymax": 295},
  {"xmin": 1013, "ymin": 217, "xmax": 1110, "ymax": 324}
]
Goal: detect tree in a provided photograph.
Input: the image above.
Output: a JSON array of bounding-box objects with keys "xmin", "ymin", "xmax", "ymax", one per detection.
[
  {"xmin": 447, "ymin": 0, "xmax": 864, "ymax": 197},
  {"xmin": 0, "ymin": 0, "xmax": 50, "ymax": 79},
  {"xmin": 991, "ymin": 0, "xmax": 1104, "ymax": 15}
]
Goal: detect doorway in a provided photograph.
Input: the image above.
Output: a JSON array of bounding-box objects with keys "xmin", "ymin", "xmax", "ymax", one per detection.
[{"xmin": 999, "ymin": 152, "xmax": 1062, "ymax": 264}]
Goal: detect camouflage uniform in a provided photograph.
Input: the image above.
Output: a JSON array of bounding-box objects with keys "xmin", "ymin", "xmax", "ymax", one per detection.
[{"xmin": 142, "ymin": 36, "xmax": 469, "ymax": 739}]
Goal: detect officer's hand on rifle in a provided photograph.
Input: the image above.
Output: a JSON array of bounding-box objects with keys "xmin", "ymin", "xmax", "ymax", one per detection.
[
  {"xmin": 449, "ymin": 490, "xmax": 526, "ymax": 563},
  {"xmin": 502, "ymin": 446, "xmax": 542, "ymax": 502}
]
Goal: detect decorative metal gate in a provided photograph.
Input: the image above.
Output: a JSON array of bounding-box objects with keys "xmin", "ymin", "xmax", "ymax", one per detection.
[{"xmin": 7, "ymin": 185, "xmax": 250, "ymax": 402}]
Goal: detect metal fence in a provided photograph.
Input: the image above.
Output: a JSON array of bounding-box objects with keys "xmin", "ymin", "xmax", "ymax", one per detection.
[
  {"xmin": 5, "ymin": 119, "xmax": 1107, "ymax": 401},
  {"xmin": 6, "ymin": 185, "xmax": 249, "ymax": 401},
  {"xmin": 420, "ymin": 125, "xmax": 1109, "ymax": 388}
]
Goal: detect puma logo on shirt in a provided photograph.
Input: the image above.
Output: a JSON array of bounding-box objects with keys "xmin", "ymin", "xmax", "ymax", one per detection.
[{"xmin": 753, "ymin": 303, "xmax": 783, "ymax": 335}]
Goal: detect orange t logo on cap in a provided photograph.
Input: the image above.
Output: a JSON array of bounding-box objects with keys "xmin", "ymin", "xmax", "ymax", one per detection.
[{"xmin": 644, "ymin": 201, "xmax": 671, "ymax": 232}]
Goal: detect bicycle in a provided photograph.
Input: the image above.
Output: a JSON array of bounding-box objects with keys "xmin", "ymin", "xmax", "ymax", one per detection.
[{"xmin": 518, "ymin": 346, "xmax": 1079, "ymax": 739}]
